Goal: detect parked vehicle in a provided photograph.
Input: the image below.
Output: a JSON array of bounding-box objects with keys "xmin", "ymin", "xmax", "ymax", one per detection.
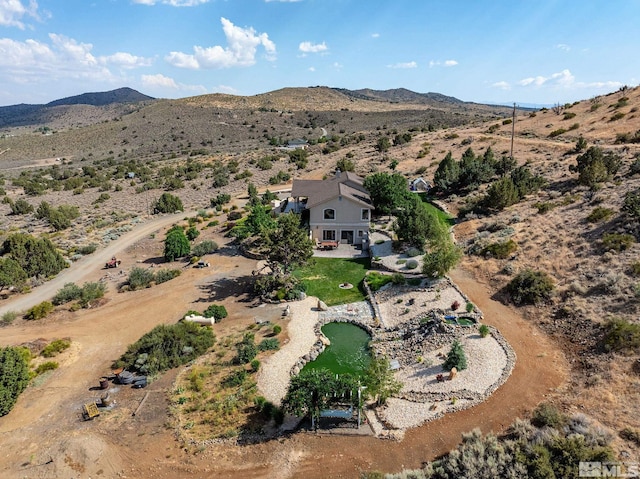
[{"xmin": 105, "ymin": 256, "xmax": 121, "ymax": 268}]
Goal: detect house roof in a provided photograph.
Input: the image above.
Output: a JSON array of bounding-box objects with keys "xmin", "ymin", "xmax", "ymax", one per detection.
[{"xmin": 291, "ymin": 171, "xmax": 371, "ymax": 209}]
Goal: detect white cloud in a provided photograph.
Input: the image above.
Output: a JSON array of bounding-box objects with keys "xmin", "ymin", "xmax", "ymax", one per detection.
[
  {"xmin": 0, "ymin": 33, "xmax": 154, "ymax": 90},
  {"xmin": 132, "ymin": 0, "xmax": 211, "ymax": 6},
  {"xmin": 371, "ymin": 33, "xmax": 380, "ymax": 38},
  {"xmin": 0, "ymin": 0, "xmax": 40, "ymax": 29},
  {"xmin": 308, "ymin": 66, "xmax": 315, "ymax": 72},
  {"xmin": 166, "ymin": 17, "xmax": 276, "ymax": 69},
  {"xmin": 555, "ymin": 43, "xmax": 571, "ymax": 52},
  {"xmin": 517, "ymin": 69, "xmax": 623, "ymax": 92},
  {"xmin": 141, "ymin": 73, "xmax": 178, "ymax": 89},
  {"xmin": 387, "ymin": 61, "xmax": 417, "ymax": 69},
  {"xmin": 430, "ymin": 59, "xmax": 458, "ymax": 68},
  {"xmin": 492, "ymin": 81, "xmax": 511, "ymax": 91},
  {"xmin": 211, "ymin": 84, "xmax": 238, "ymax": 94},
  {"xmin": 100, "ymin": 52, "xmax": 153, "ymax": 69},
  {"xmin": 299, "ymin": 41, "xmax": 327, "ymax": 53},
  {"xmin": 265, "ymin": 0, "xmax": 302, "ymax": 2}
]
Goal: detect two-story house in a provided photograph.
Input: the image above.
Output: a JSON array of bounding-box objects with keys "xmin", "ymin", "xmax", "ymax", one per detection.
[{"xmin": 290, "ymin": 170, "xmax": 372, "ymax": 248}]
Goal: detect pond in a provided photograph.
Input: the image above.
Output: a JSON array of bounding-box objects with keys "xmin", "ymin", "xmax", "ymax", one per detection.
[{"xmin": 302, "ymin": 322, "xmax": 372, "ymax": 376}]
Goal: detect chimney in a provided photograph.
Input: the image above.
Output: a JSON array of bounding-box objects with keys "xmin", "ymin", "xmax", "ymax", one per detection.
[{"xmin": 335, "ymin": 168, "xmax": 341, "ymax": 178}]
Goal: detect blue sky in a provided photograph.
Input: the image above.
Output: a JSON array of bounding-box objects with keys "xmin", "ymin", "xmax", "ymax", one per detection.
[{"xmin": 0, "ymin": 0, "xmax": 638, "ymax": 107}]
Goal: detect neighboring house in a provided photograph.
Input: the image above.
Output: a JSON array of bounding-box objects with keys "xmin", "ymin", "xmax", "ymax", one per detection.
[
  {"xmin": 286, "ymin": 138, "xmax": 309, "ymax": 150},
  {"xmin": 290, "ymin": 170, "xmax": 372, "ymax": 247},
  {"xmin": 410, "ymin": 177, "xmax": 431, "ymax": 193}
]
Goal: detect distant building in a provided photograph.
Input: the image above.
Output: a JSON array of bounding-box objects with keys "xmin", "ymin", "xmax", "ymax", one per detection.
[
  {"xmin": 286, "ymin": 138, "xmax": 309, "ymax": 150},
  {"xmin": 410, "ymin": 177, "xmax": 431, "ymax": 193}
]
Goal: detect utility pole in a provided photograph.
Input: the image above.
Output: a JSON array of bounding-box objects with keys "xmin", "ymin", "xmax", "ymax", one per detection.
[{"xmin": 510, "ymin": 103, "xmax": 516, "ymax": 160}]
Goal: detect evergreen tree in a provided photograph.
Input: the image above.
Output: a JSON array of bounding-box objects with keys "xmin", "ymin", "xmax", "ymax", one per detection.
[
  {"xmin": 443, "ymin": 340, "xmax": 467, "ymax": 371},
  {"xmin": 0, "ymin": 346, "xmax": 30, "ymax": 416},
  {"xmin": 163, "ymin": 227, "xmax": 190, "ymax": 261},
  {"xmin": 433, "ymin": 151, "xmax": 460, "ymax": 192}
]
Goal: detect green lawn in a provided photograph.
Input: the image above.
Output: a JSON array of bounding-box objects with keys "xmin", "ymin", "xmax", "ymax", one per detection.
[
  {"xmin": 418, "ymin": 193, "xmax": 456, "ymax": 227},
  {"xmin": 293, "ymin": 257, "xmax": 369, "ymax": 306}
]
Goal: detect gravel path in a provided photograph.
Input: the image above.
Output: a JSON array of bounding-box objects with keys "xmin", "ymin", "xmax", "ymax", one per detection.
[{"xmin": 257, "ymin": 296, "xmax": 319, "ymax": 404}]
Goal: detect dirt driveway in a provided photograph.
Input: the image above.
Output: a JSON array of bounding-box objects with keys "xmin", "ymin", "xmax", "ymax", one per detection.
[{"xmin": 0, "ymin": 220, "xmax": 568, "ymax": 479}]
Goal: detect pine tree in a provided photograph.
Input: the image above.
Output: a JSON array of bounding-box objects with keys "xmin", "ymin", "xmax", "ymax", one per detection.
[{"xmin": 443, "ymin": 340, "xmax": 467, "ymax": 371}]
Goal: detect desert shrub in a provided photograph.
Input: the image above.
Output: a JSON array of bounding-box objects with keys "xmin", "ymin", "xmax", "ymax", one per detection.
[
  {"xmin": 250, "ymin": 359, "xmax": 261, "ymax": 372},
  {"xmin": 268, "ymin": 170, "xmax": 291, "ymax": 185},
  {"xmin": 127, "ymin": 267, "xmax": 155, "ymax": 290},
  {"xmin": 191, "ymin": 240, "xmax": 219, "ymax": 256},
  {"xmin": 24, "ymin": 301, "xmax": 54, "ymax": 320},
  {"xmin": 258, "ymin": 338, "xmax": 280, "ymax": 352},
  {"xmin": 235, "ymin": 333, "xmax": 258, "ymax": 364},
  {"xmin": 365, "ymin": 272, "xmax": 393, "ymax": 291},
  {"xmin": 9, "ymin": 198, "xmax": 33, "ymax": 215},
  {"xmin": 483, "ymin": 239, "xmax": 517, "ymax": 259},
  {"xmin": 153, "ymin": 192, "xmax": 183, "ymax": 214},
  {"xmin": 587, "ymin": 206, "xmax": 614, "ymax": 223},
  {"xmin": 506, "ymin": 269, "xmax": 554, "ymax": 305},
  {"xmin": 1, "ymin": 311, "xmax": 18, "ymax": 325},
  {"xmin": 443, "ymin": 340, "xmax": 467, "ymax": 371},
  {"xmin": 52, "ymin": 282, "xmax": 82, "ymax": 305},
  {"xmin": 78, "ymin": 244, "xmax": 97, "ymax": 255},
  {"xmin": 603, "ymin": 318, "xmax": 640, "ymax": 353},
  {"xmin": 548, "ymin": 128, "xmax": 567, "ymax": 138},
  {"xmin": 34, "ymin": 361, "xmax": 59, "ymax": 375},
  {"xmin": 113, "ymin": 321, "xmax": 215, "ymax": 375},
  {"xmin": 222, "ymin": 370, "xmax": 248, "ymax": 388},
  {"xmin": 623, "ymin": 188, "xmax": 640, "ymax": 223},
  {"xmin": 620, "ymin": 427, "xmax": 640, "ymax": 446},
  {"xmin": 563, "ymin": 112, "xmax": 576, "ymax": 120},
  {"xmin": 630, "ymin": 262, "xmax": 640, "ymax": 276},
  {"xmin": 272, "ymin": 324, "xmax": 282, "ymax": 335},
  {"xmin": 210, "ymin": 193, "xmax": 231, "ymax": 207},
  {"xmin": 391, "ymin": 273, "xmax": 406, "ymax": 285},
  {"xmin": 466, "ymin": 301, "xmax": 474, "ymax": 313},
  {"xmin": 451, "ymin": 300, "xmax": 460, "ymax": 311},
  {"xmin": 154, "ymin": 269, "xmax": 181, "ymax": 284},
  {"xmin": 41, "ymin": 339, "xmax": 71, "ymax": 358},
  {"xmin": 405, "ymin": 259, "xmax": 419, "ymax": 270},
  {"xmin": 185, "ymin": 226, "xmax": 200, "ymax": 241},
  {"xmin": 406, "ymin": 247, "xmax": 422, "ymax": 257},
  {"xmin": 601, "ymin": 232, "xmax": 635, "ymax": 252},
  {"xmin": 0, "ymin": 346, "xmax": 30, "ymax": 416},
  {"xmin": 203, "ymin": 304, "xmax": 228, "ymax": 321},
  {"xmin": 76, "ymin": 282, "xmax": 105, "ymax": 308},
  {"xmin": 228, "ymin": 210, "xmax": 243, "ymax": 221},
  {"xmin": 534, "ymin": 201, "xmax": 555, "ymax": 214},
  {"xmin": 610, "ymin": 111, "xmax": 625, "ymax": 121},
  {"xmin": 479, "ymin": 324, "xmax": 490, "ymax": 338},
  {"xmin": 531, "ymin": 403, "xmax": 566, "ymax": 428}
]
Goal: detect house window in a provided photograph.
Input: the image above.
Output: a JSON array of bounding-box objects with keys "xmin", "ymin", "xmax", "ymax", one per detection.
[
  {"xmin": 357, "ymin": 230, "xmax": 364, "ymax": 238},
  {"xmin": 361, "ymin": 209, "xmax": 370, "ymax": 221},
  {"xmin": 323, "ymin": 208, "xmax": 336, "ymax": 220},
  {"xmin": 323, "ymin": 230, "xmax": 336, "ymax": 241}
]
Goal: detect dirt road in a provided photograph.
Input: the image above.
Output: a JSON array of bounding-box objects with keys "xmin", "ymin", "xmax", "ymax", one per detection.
[{"xmin": 0, "ymin": 212, "xmax": 186, "ymax": 317}]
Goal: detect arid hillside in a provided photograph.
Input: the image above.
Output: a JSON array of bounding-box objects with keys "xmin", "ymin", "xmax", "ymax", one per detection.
[{"xmin": 0, "ymin": 86, "xmax": 512, "ymax": 170}]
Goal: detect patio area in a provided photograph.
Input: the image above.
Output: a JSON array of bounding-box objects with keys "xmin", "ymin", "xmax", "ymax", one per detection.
[{"xmin": 313, "ymin": 243, "xmax": 369, "ymax": 259}]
